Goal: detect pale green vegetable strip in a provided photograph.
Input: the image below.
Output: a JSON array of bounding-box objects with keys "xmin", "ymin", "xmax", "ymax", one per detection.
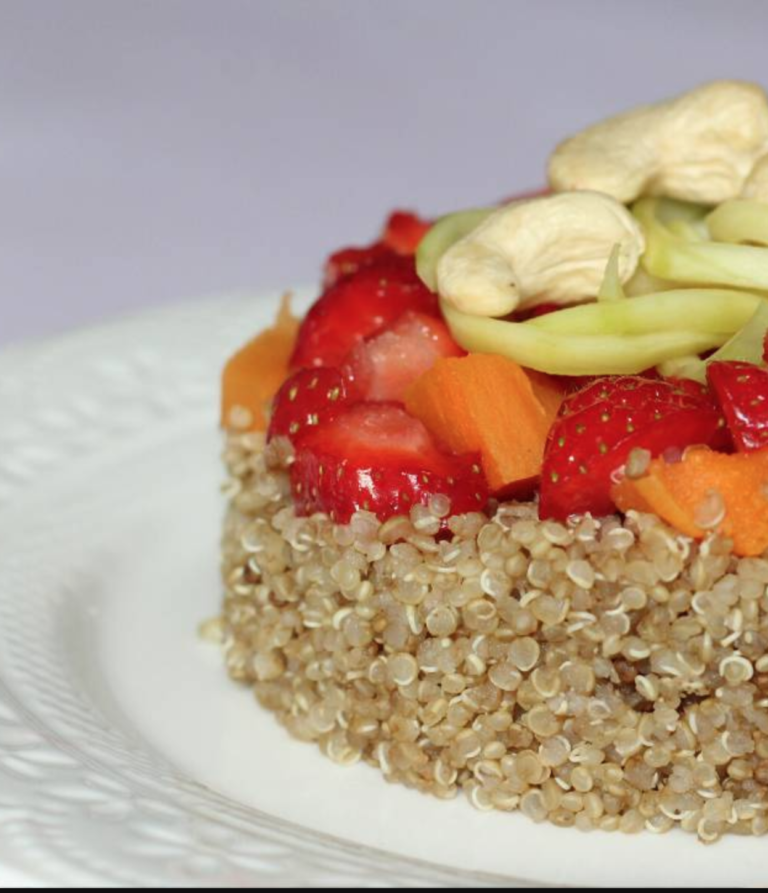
[
  {"xmin": 657, "ymin": 355, "xmax": 707, "ymax": 383},
  {"xmin": 597, "ymin": 244, "xmax": 625, "ymax": 302},
  {"xmin": 416, "ymin": 208, "xmax": 493, "ymax": 292},
  {"xmin": 654, "ymin": 197, "xmax": 710, "ymax": 227},
  {"xmin": 707, "ymin": 199, "xmax": 768, "ymax": 247},
  {"xmin": 644, "ymin": 237, "xmax": 768, "ymax": 290},
  {"xmin": 667, "ymin": 219, "xmax": 708, "ymax": 241},
  {"xmin": 706, "ymin": 301, "xmax": 768, "ymax": 365},
  {"xmin": 656, "ymin": 302, "xmax": 768, "ymax": 383},
  {"xmin": 657, "ymin": 199, "xmax": 710, "ymax": 242},
  {"xmin": 441, "ymin": 301, "xmax": 728, "ymax": 376},
  {"xmin": 624, "ymin": 266, "xmax": 676, "ymax": 297},
  {"xmin": 634, "ymin": 198, "xmax": 768, "ymax": 291},
  {"xmin": 525, "ymin": 289, "xmax": 763, "ymax": 337}
]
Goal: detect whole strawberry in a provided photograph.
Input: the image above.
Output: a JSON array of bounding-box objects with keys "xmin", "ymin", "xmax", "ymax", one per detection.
[{"xmin": 540, "ymin": 376, "xmax": 730, "ymax": 520}]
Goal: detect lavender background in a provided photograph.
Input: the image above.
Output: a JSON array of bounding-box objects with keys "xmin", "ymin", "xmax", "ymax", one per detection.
[{"xmin": 1, "ymin": 0, "xmax": 767, "ymax": 347}]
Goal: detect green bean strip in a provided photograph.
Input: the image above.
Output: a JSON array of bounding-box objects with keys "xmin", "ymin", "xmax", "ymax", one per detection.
[
  {"xmin": 634, "ymin": 198, "xmax": 768, "ymax": 291},
  {"xmin": 709, "ymin": 301, "xmax": 768, "ymax": 364},
  {"xmin": 597, "ymin": 245, "xmax": 625, "ymax": 302},
  {"xmin": 526, "ymin": 289, "xmax": 764, "ymax": 337},
  {"xmin": 658, "ymin": 302, "xmax": 768, "ymax": 383},
  {"xmin": 416, "ymin": 208, "xmax": 494, "ymax": 291},
  {"xmin": 706, "ymin": 199, "xmax": 768, "ymax": 247},
  {"xmin": 441, "ymin": 301, "xmax": 729, "ymax": 376}
]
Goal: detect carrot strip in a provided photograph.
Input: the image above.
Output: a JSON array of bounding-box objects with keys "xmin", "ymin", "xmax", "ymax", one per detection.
[
  {"xmin": 405, "ymin": 354, "xmax": 563, "ymax": 493},
  {"xmin": 613, "ymin": 448, "xmax": 768, "ymax": 557},
  {"xmin": 221, "ymin": 295, "xmax": 299, "ymax": 432}
]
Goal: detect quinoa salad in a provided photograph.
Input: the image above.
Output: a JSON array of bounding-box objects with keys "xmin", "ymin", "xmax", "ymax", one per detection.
[{"xmin": 211, "ymin": 81, "xmax": 768, "ymax": 842}]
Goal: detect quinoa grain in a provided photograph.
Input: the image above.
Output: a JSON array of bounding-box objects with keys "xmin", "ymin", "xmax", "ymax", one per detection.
[{"xmin": 217, "ymin": 434, "xmax": 768, "ymax": 843}]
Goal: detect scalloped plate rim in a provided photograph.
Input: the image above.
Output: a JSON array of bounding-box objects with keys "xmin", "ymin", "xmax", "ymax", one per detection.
[
  {"xmin": 0, "ymin": 293, "xmax": 764, "ymax": 889},
  {"xmin": 0, "ymin": 293, "xmax": 536, "ymax": 889}
]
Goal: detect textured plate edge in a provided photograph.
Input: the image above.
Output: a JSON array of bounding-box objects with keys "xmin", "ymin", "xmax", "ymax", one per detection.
[{"xmin": 0, "ymin": 292, "xmax": 546, "ymax": 889}]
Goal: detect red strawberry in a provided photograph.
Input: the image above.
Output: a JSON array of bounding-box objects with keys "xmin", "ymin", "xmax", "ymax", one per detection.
[
  {"xmin": 291, "ymin": 257, "xmax": 440, "ymax": 371},
  {"xmin": 381, "ymin": 211, "xmax": 432, "ymax": 255},
  {"xmin": 291, "ymin": 403, "xmax": 488, "ymax": 523},
  {"xmin": 551, "ymin": 369, "xmax": 667, "ymax": 398},
  {"xmin": 344, "ymin": 311, "xmax": 464, "ymax": 402},
  {"xmin": 669, "ymin": 376, "xmax": 718, "ymax": 402},
  {"xmin": 563, "ymin": 375, "xmax": 708, "ymax": 417},
  {"xmin": 540, "ymin": 376, "xmax": 729, "ymax": 520},
  {"xmin": 323, "ymin": 242, "xmax": 394, "ymax": 289},
  {"xmin": 322, "ymin": 211, "xmax": 430, "ymax": 288},
  {"xmin": 268, "ymin": 367, "xmax": 358, "ymax": 444},
  {"xmin": 708, "ymin": 361, "xmax": 768, "ymax": 452}
]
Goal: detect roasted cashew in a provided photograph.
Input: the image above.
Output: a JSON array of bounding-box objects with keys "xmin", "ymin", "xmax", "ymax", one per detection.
[
  {"xmin": 436, "ymin": 191, "xmax": 644, "ymax": 317},
  {"xmin": 742, "ymin": 154, "xmax": 768, "ymax": 201},
  {"xmin": 549, "ymin": 81, "xmax": 768, "ymax": 205}
]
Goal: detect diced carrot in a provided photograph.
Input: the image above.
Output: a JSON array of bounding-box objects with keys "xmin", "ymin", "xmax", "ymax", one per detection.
[
  {"xmin": 526, "ymin": 370, "xmax": 566, "ymax": 421},
  {"xmin": 221, "ymin": 294, "xmax": 300, "ymax": 432},
  {"xmin": 612, "ymin": 447, "xmax": 768, "ymax": 557},
  {"xmin": 404, "ymin": 354, "xmax": 561, "ymax": 494}
]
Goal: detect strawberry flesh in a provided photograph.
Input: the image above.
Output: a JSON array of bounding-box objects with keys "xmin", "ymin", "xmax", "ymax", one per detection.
[
  {"xmin": 322, "ymin": 210, "xmax": 430, "ymax": 288},
  {"xmin": 344, "ymin": 311, "xmax": 464, "ymax": 402},
  {"xmin": 291, "ymin": 403, "xmax": 487, "ymax": 523},
  {"xmin": 708, "ymin": 361, "xmax": 768, "ymax": 452},
  {"xmin": 563, "ymin": 375, "xmax": 708, "ymax": 417},
  {"xmin": 323, "ymin": 242, "xmax": 394, "ymax": 289},
  {"xmin": 540, "ymin": 376, "xmax": 729, "ymax": 520},
  {"xmin": 291, "ymin": 257, "xmax": 440, "ymax": 371},
  {"xmin": 268, "ymin": 367, "xmax": 358, "ymax": 445},
  {"xmin": 381, "ymin": 211, "xmax": 432, "ymax": 255}
]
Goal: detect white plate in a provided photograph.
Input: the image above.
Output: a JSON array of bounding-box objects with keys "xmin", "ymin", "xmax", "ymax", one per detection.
[{"xmin": 0, "ymin": 294, "xmax": 765, "ymax": 888}]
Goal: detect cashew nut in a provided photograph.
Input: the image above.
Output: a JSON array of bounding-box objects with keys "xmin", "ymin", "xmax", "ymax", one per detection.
[
  {"xmin": 742, "ymin": 154, "xmax": 768, "ymax": 201},
  {"xmin": 436, "ymin": 191, "xmax": 645, "ymax": 317},
  {"xmin": 548, "ymin": 80, "xmax": 768, "ymax": 205}
]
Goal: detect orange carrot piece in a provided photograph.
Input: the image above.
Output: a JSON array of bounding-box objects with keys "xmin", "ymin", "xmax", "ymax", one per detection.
[
  {"xmin": 221, "ymin": 294, "xmax": 300, "ymax": 432},
  {"xmin": 526, "ymin": 370, "xmax": 566, "ymax": 422},
  {"xmin": 612, "ymin": 448, "xmax": 768, "ymax": 557},
  {"xmin": 404, "ymin": 354, "xmax": 558, "ymax": 493}
]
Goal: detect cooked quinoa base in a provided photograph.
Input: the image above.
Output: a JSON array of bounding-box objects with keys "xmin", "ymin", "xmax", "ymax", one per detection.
[{"xmin": 214, "ymin": 432, "xmax": 768, "ymax": 842}]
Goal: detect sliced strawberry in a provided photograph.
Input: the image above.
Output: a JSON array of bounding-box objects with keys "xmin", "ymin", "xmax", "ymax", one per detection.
[
  {"xmin": 540, "ymin": 376, "xmax": 729, "ymax": 520},
  {"xmin": 551, "ymin": 370, "xmax": 665, "ymax": 398},
  {"xmin": 344, "ymin": 311, "xmax": 464, "ymax": 402},
  {"xmin": 267, "ymin": 367, "xmax": 358, "ymax": 444},
  {"xmin": 322, "ymin": 211, "xmax": 430, "ymax": 288},
  {"xmin": 381, "ymin": 211, "xmax": 432, "ymax": 255},
  {"xmin": 323, "ymin": 242, "xmax": 394, "ymax": 289},
  {"xmin": 562, "ymin": 375, "xmax": 708, "ymax": 417},
  {"xmin": 291, "ymin": 257, "xmax": 440, "ymax": 371},
  {"xmin": 708, "ymin": 361, "xmax": 768, "ymax": 452},
  {"xmin": 291, "ymin": 403, "xmax": 488, "ymax": 523}
]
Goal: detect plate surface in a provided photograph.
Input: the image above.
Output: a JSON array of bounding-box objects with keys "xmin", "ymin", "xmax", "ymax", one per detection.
[{"xmin": 0, "ymin": 294, "xmax": 765, "ymax": 888}]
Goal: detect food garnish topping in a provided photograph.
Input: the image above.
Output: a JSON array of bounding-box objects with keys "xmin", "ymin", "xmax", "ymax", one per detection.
[{"xmin": 223, "ymin": 80, "xmax": 768, "ymax": 555}]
